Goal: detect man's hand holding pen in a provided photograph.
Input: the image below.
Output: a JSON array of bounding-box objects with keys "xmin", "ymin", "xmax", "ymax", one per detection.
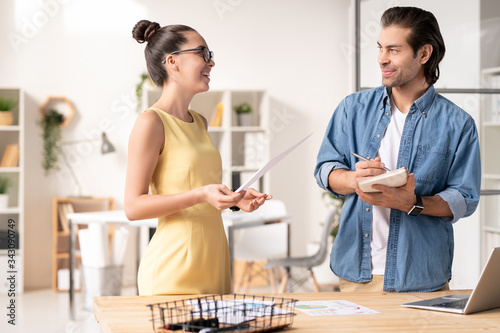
[
  {"xmin": 351, "ymin": 153, "xmax": 416, "ymax": 212},
  {"xmin": 352, "ymin": 156, "xmax": 388, "ymax": 190}
]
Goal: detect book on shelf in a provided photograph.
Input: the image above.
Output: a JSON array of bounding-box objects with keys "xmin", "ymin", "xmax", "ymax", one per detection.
[
  {"xmin": 58, "ymin": 202, "xmax": 75, "ymax": 233},
  {"xmin": 0, "ymin": 144, "xmax": 19, "ymax": 167},
  {"xmin": 244, "ymin": 132, "xmax": 266, "ymax": 168},
  {"xmin": 210, "ymin": 102, "xmax": 223, "ymax": 127}
]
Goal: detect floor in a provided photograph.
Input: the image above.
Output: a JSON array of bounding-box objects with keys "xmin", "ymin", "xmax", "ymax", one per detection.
[{"xmin": 0, "ymin": 287, "xmax": 138, "ymax": 333}]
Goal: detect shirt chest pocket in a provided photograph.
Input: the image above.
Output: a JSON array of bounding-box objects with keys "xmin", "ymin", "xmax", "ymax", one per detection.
[{"xmin": 413, "ymin": 144, "xmax": 450, "ymax": 185}]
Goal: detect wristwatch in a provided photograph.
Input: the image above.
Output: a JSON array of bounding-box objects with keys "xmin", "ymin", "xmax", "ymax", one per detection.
[{"xmin": 407, "ymin": 195, "xmax": 424, "ymax": 216}]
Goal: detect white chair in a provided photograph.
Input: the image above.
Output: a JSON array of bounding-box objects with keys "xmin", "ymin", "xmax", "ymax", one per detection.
[
  {"xmin": 232, "ymin": 200, "xmax": 289, "ymax": 293},
  {"xmin": 264, "ymin": 207, "xmax": 337, "ymax": 293}
]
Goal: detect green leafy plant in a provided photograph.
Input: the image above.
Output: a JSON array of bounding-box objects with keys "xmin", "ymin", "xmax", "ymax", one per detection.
[
  {"xmin": 39, "ymin": 109, "xmax": 64, "ymax": 175},
  {"xmin": 234, "ymin": 102, "xmax": 252, "ymax": 114},
  {"xmin": 322, "ymin": 192, "xmax": 345, "ymax": 240},
  {"xmin": 0, "ymin": 97, "xmax": 17, "ymax": 111},
  {"xmin": 135, "ymin": 72, "xmax": 149, "ymax": 113},
  {"xmin": 0, "ymin": 176, "xmax": 11, "ymax": 194}
]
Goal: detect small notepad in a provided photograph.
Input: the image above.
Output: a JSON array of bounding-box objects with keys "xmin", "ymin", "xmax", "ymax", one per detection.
[{"xmin": 358, "ymin": 167, "xmax": 409, "ymax": 193}]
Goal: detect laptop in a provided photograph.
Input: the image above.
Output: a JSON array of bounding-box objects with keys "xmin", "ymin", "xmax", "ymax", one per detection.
[{"xmin": 402, "ymin": 247, "xmax": 500, "ymax": 314}]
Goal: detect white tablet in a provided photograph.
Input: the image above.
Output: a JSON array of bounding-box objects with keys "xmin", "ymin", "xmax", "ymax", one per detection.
[{"xmin": 358, "ymin": 167, "xmax": 409, "ymax": 193}]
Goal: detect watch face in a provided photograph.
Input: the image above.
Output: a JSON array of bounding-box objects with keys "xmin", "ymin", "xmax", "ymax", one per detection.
[{"xmin": 408, "ymin": 205, "xmax": 423, "ymax": 216}]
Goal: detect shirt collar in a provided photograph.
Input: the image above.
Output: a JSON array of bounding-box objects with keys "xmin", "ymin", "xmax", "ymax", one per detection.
[
  {"xmin": 412, "ymin": 85, "xmax": 435, "ymax": 116},
  {"xmin": 381, "ymin": 86, "xmax": 435, "ymax": 116}
]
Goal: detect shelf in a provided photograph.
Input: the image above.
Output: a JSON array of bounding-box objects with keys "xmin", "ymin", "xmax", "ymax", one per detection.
[
  {"xmin": 40, "ymin": 96, "xmax": 75, "ymax": 127},
  {"xmin": 144, "ymin": 89, "xmax": 270, "ymax": 191},
  {"xmin": 0, "ymin": 167, "xmax": 20, "ymax": 173},
  {"xmin": 483, "ymin": 122, "xmax": 500, "ymax": 127},
  {"xmin": 0, "ymin": 125, "xmax": 20, "ymax": 131},
  {"xmin": 481, "ymin": 68, "xmax": 500, "ymax": 267},
  {"xmin": 51, "ymin": 197, "xmax": 114, "ymax": 291},
  {"xmin": 208, "ymin": 127, "xmax": 225, "ymax": 132},
  {"xmin": 484, "ymin": 226, "xmax": 500, "ymax": 234},
  {"xmin": 231, "ymin": 166, "xmax": 259, "ymax": 172},
  {"xmin": 56, "ymin": 252, "xmax": 81, "ymax": 259},
  {"xmin": 483, "ymin": 174, "xmax": 500, "ymax": 180},
  {"xmin": 482, "ymin": 67, "xmax": 500, "ymax": 75},
  {"xmin": 0, "ymin": 88, "xmax": 23, "ymax": 293},
  {"xmin": 0, "ymin": 207, "xmax": 20, "ymax": 214},
  {"xmin": 230, "ymin": 126, "xmax": 266, "ymax": 132}
]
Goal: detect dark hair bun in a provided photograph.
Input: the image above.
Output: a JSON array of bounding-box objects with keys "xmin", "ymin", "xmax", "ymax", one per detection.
[{"xmin": 132, "ymin": 20, "xmax": 161, "ymax": 43}]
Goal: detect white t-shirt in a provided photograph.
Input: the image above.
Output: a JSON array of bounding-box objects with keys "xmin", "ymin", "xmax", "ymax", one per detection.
[{"xmin": 371, "ymin": 98, "xmax": 407, "ymax": 275}]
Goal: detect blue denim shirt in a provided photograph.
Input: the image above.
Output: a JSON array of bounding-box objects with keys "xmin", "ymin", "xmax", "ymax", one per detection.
[{"xmin": 314, "ymin": 86, "xmax": 481, "ymax": 292}]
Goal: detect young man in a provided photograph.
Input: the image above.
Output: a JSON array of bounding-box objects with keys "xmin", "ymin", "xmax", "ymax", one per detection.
[{"xmin": 314, "ymin": 7, "xmax": 480, "ymax": 292}]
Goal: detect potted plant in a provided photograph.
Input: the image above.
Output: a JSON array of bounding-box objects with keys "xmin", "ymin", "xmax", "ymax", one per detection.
[
  {"xmin": 39, "ymin": 109, "xmax": 64, "ymax": 175},
  {"xmin": 0, "ymin": 96, "xmax": 17, "ymax": 126},
  {"xmin": 135, "ymin": 72, "xmax": 149, "ymax": 113},
  {"xmin": 322, "ymin": 192, "xmax": 345, "ymax": 241},
  {"xmin": 0, "ymin": 176, "xmax": 11, "ymax": 209},
  {"xmin": 234, "ymin": 102, "xmax": 253, "ymax": 126}
]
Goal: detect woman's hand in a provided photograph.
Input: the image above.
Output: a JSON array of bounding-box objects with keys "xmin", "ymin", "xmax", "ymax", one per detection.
[
  {"xmin": 202, "ymin": 184, "xmax": 246, "ymax": 210},
  {"xmin": 236, "ymin": 188, "xmax": 273, "ymax": 212}
]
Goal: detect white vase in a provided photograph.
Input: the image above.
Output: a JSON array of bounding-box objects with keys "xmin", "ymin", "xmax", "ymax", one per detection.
[
  {"xmin": 237, "ymin": 113, "xmax": 253, "ymax": 126},
  {"xmin": 0, "ymin": 194, "xmax": 8, "ymax": 209}
]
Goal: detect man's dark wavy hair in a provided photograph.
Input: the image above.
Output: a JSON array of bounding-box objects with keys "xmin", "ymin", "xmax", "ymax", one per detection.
[{"xmin": 381, "ymin": 7, "xmax": 446, "ymax": 86}]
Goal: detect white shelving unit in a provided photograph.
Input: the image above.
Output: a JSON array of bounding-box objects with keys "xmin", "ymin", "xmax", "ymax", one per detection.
[
  {"xmin": 480, "ymin": 67, "xmax": 500, "ymax": 267},
  {"xmin": 143, "ymin": 88, "xmax": 270, "ymax": 192},
  {"xmin": 0, "ymin": 88, "xmax": 24, "ymax": 294}
]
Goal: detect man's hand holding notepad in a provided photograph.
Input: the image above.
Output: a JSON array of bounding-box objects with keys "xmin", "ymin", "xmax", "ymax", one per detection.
[{"xmin": 357, "ymin": 166, "xmax": 409, "ymax": 193}]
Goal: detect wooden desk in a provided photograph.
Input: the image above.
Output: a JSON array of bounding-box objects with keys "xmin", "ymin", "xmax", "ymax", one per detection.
[{"xmin": 93, "ymin": 291, "xmax": 500, "ymax": 332}]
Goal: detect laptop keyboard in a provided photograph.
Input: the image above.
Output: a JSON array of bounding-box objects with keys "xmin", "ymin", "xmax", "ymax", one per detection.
[{"xmin": 433, "ymin": 299, "xmax": 468, "ymax": 309}]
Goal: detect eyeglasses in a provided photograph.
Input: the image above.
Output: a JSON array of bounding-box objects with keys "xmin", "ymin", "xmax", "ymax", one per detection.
[{"xmin": 162, "ymin": 46, "xmax": 214, "ymax": 64}]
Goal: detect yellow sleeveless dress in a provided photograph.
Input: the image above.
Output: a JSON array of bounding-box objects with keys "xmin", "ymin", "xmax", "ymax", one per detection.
[{"xmin": 137, "ymin": 108, "xmax": 231, "ymax": 295}]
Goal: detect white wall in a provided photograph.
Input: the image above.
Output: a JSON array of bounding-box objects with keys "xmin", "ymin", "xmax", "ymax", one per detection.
[{"xmin": 0, "ymin": 0, "xmax": 350, "ymax": 290}]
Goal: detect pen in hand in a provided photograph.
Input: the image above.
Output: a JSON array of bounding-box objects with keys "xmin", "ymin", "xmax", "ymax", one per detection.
[{"xmin": 352, "ymin": 152, "xmax": 391, "ymax": 172}]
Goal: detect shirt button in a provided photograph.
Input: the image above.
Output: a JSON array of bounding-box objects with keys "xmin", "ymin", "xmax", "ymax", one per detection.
[
  {"xmin": 376, "ymin": 134, "xmax": 380, "ymax": 138},
  {"xmin": 422, "ymin": 111, "xmax": 426, "ymax": 115},
  {"xmin": 365, "ymin": 233, "xmax": 369, "ymax": 238},
  {"xmin": 386, "ymin": 112, "xmax": 389, "ymax": 116},
  {"xmin": 366, "ymin": 208, "xmax": 370, "ymax": 212}
]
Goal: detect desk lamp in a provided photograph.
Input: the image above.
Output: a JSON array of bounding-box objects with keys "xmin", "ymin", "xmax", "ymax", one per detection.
[{"xmin": 61, "ymin": 132, "xmax": 116, "ymax": 197}]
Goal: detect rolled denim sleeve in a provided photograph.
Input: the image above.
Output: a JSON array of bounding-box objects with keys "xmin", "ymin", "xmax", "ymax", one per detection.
[
  {"xmin": 436, "ymin": 118, "xmax": 481, "ymax": 223},
  {"xmin": 315, "ymin": 161, "xmax": 349, "ymax": 196},
  {"xmin": 314, "ymin": 98, "xmax": 351, "ymax": 197},
  {"xmin": 437, "ymin": 188, "xmax": 467, "ymax": 223}
]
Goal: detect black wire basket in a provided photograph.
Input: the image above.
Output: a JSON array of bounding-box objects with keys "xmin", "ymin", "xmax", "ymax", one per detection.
[{"xmin": 147, "ymin": 294, "xmax": 298, "ymax": 333}]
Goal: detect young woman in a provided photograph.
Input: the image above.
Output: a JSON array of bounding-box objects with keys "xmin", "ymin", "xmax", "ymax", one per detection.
[{"xmin": 126, "ymin": 20, "xmax": 271, "ymax": 295}]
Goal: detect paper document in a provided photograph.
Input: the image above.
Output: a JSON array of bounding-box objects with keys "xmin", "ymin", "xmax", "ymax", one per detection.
[
  {"xmin": 294, "ymin": 300, "xmax": 379, "ymax": 316},
  {"xmin": 236, "ymin": 132, "xmax": 313, "ymax": 192}
]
